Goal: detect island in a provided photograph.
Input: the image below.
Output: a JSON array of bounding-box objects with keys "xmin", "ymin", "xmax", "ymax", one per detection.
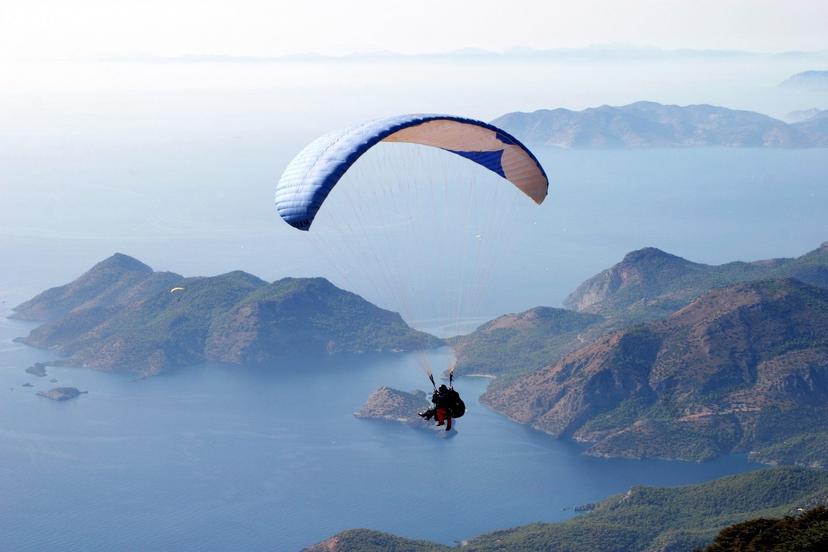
[
  {"xmin": 491, "ymin": 101, "xmax": 828, "ymax": 148},
  {"xmin": 356, "ymin": 387, "xmax": 428, "ymax": 423},
  {"xmin": 36, "ymin": 387, "xmax": 87, "ymax": 401},
  {"xmin": 355, "ymin": 387, "xmax": 444, "ymax": 432},
  {"xmin": 11, "ymin": 253, "xmax": 442, "ymax": 377},
  {"xmin": 780, "ymin": 70, "xmax": 828, "ymax": 90},
  {"xmin": 25, "ymin": 362, "xmax": 47, "ymax": 377}
]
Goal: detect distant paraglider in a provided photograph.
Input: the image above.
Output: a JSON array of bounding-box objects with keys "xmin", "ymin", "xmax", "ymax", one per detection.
[{"xmin": 170, "ymin": 287, "xmax": 185, "ymax": 302}]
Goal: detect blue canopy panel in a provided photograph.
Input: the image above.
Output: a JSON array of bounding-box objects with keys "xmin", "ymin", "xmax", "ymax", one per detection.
[{"xmin": 275, "ymin": 114, "xmax": 548, "ymax": 230}]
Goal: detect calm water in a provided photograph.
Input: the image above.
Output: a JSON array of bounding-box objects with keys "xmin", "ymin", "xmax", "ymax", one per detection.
[
  {"xmin": 1, "ymin": 61, "xmax": 826, "ymax": 549},
  {"xmin": 0, "ymin": 310, "xmax": 757, "ymax": 551}
]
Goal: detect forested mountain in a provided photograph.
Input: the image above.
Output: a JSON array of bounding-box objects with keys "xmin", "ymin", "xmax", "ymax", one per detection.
[
  {"xmin": 13, "ymin": 254, "xmax": 440, "ymax": 376},
  {"xmin": 483, "ymin": 279, "xmax": 828, "ymax": 464},
  {"xmin": 450, "ymin": 307, "xmax": 602, "ymax": 379},
  {"xmin": 564, "ymin": 242, "xmax": 828, "ymax": 323},
  {"xmin": 453, "ymin": 242, "xmax": 828, "ymax": 380},
  {"xmin": 305, "ymin": 467, "xmax": 828, "ymax": 552}
]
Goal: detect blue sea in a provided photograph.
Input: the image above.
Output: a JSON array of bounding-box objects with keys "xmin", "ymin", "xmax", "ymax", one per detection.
[{"xmin": 0, "ymin": 311, "xmax": 759, "ymax": 551}]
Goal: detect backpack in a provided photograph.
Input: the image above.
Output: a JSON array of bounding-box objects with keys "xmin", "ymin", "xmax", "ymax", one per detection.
[{"xmin": 447, "ymin": 389, "xmax": 465, "ymax": 418}]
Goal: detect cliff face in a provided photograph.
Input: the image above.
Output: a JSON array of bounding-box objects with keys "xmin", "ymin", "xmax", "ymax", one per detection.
[
  {"xmin": 206, "ymin": 278, "xmax": 440, "ymax": 363},
  {"xmin": 484, "ymin": 279, "xmax": 828, "ymax": 463},
  {"xmin": 14, "ymin": 255, "xmax": 441, "ymax": 376},
  {"xmin": 492, "ymin": 101, "xmax": 827, "ymax": 148}
]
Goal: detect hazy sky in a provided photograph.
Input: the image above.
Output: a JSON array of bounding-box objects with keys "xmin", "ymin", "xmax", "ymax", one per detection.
[{"xmin": 2, "ymin": 0, "xmax": 827, "ymax": 60}]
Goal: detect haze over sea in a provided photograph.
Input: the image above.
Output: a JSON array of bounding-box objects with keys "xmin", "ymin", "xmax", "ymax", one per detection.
[{"xmin": 1, "ymin": 57, "xmax": 827, "ymax": 549}]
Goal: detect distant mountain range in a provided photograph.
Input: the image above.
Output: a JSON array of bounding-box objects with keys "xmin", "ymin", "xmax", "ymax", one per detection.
[
  {"xmin": 11, "ymin": 254, "xmax": 440, "ymax": 376},
  {"xmin": 492, "ymin": 101, "xmax": 828, "ymax": 148},
  {"xmin": 785, "ymin": 108, "xmax": 825, "ymax": 123},
  {"xmin": 304, "ymin": 466, "xmax": 828, "ymax": 552},
  {"xmin": 104, "ymin": 47, "xmax": 828, "ymax": 64},
  {"xmin": 781, "ymin": 70, "xmax": 828, "ymax": 90}
]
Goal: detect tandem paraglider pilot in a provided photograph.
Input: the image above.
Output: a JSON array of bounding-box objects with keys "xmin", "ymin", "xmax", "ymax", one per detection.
[{"xmin": 419, "ymin": 383, "xmax": 465, "ymax": 431}]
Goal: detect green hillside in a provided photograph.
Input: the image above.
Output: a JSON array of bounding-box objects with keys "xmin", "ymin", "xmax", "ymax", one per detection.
[{"xmin": 305, "ymin": 467, "xmax": 828, "ymax": 552}]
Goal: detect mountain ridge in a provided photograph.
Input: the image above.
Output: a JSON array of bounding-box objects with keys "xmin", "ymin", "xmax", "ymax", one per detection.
[
  {"xmin": 780, "ymin": 70, "xmax": 828, "ymax": 90},
  {"xmin": 483, "ymin": 278, "xmax": 828, "ymax": 465},
  {"xmin": 492, "ymin": 101, "xmax": 828, "ymax": 148},
  {"xmin": 10, "ymin": 252, "xmax": 178, "ymax": 322},
  {"xmin": 449, "ymin": 306, "xmax": 603, "ymax": 379},
  {"xmin": 451, "ymin": 242, "xmax": 828, "ymax": 382},
  {"xmin": 565, "ymin": 242, "xmax": 828, "ymax": 323},
  {"xmin": 12, "ymin": 254, "xmax": 441, "ymax": 376}
]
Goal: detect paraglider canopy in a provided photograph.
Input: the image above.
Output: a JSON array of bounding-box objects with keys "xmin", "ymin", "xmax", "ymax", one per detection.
[{"xmin": 275, "ymin": 114, "xmax": 548, "ymax": 231}]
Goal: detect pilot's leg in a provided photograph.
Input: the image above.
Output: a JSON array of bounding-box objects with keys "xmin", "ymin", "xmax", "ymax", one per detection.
[{"xmin": 435, "ymin": 407, "xmax": 446, "ymax": 426}]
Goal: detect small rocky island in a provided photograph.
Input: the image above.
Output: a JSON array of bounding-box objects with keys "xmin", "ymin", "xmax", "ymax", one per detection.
[
  {"xmin": 25, "ymin": 362, "xmax": 47, "ymax": 377},
  {"xmin": 355, "ymin": 387, "xmax": 450, "ymax": 433},
  {"xmin": 37, "ymin": 387, "xmax": 87, "ymax": 401}
]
